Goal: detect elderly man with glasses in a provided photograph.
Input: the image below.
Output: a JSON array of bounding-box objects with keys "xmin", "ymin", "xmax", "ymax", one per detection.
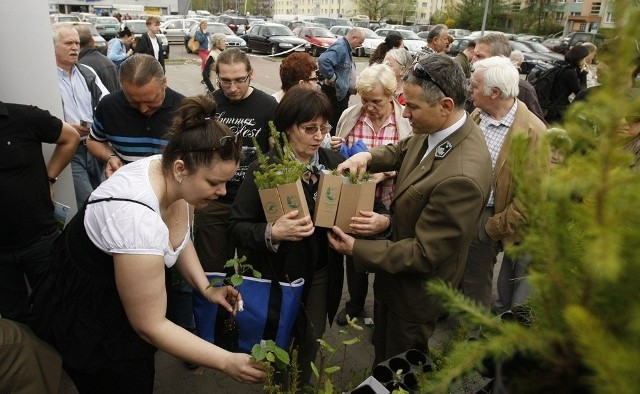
[
  {"xmin": 328, "ymin": 54, "xmax": 492, "ymax": 364},
  {"xmin": 193, "ymin": 48, "xmax": 278, "ymax": 275}
]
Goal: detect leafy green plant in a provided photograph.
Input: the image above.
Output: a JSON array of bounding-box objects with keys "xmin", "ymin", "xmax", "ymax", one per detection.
[
  {"xmin": 329, "ymin": 168, "xmax": 373, "ymax": 184},
  {"xmin": 418, "ymin": 5, "xmax": 640, "ymax": 393},
  {"xmin": 310, "ymin": 315, "xmax": 365, "ymax": 393},
  {"xmin": 253, "ymin": 121, "xmax": 307, "ymax": 190}
]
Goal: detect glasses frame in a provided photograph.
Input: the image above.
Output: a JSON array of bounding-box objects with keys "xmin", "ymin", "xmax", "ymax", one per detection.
[
  {"xmin": 411, "ymin": 62, "xmax": 448, "ymax": 98},
  {"xmin": 217, "ymin": 74, "xmax": 250, "ymax": 88},
  {"xmin": 298, "ymin": 123, "xmax": 332, "ymax": 135},
  {"xmin": 177, "ymin": 134, "xmax": 242, "ymax": 160}
]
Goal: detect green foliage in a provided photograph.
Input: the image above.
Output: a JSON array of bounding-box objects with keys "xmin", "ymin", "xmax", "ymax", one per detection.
[
  {"xmin": 253, "ymin": 121, "xmax": 306, "ymax": 190},
  {"xmin": 206, "ymin": 255, "xmax": 261, "ymax": 289},
  {"xmin": 420, "ymin": 4, "xmax": 640, "ymax": 392}
]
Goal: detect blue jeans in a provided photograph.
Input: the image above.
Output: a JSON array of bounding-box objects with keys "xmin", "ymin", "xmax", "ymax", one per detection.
[
  {"xmin": 0, "ymin": 226, "xmax": 60, "ymax": 323},
  {"xmin": 71, "ymin": 143, "xmax": 105, "ymax": 208}
]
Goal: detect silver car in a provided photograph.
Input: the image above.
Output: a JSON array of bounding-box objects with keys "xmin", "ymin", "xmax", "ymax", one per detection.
[{"xmin": 160, "ymin": 18, "xmax": 200, "ymax": 44}]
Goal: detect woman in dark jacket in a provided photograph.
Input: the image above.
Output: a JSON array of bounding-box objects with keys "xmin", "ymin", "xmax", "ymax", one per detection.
[
  {"xmin": 548, "ymin": 45, "xmax": 590, "ymax": 122},
  {"xmin": 227, "ymin": 86, "xmax": 390, "ymax": 385}
]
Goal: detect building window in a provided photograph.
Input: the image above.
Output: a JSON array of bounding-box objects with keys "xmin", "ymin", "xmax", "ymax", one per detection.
[
  {"xmin": 574, "ymin": 0, "xmax": 583, "ymax": 3},
  {"xmin": 579, "ymin": 21, "xmax": 587, "ymax": 30},
  {"xmin": 605, "ymin": 12, "xmax": 615, "ymax": 23},
  {"xmin": 556, "ymin": 12, "xmax": 565, "ymax": 21},
  {"xmin": 570, "ymin": 11, "xmax": 580, "ymax": 16},
  {"xmin": 512, "ymin": 2, "xmax": 521, "ymax": 12},
  {"xmin": 591, "ymin": 2, "xmax": 601, "ymax": 14}
]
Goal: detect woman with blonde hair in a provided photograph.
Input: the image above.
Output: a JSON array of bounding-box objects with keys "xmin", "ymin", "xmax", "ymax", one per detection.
[{"xmin": 203, "ymin": 32, "xmax": 228, "ymax": 92}]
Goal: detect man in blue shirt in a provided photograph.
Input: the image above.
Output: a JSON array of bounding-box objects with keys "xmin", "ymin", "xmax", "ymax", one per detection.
[
  {"xmin": 53, "ymin": 23, "xmax": 109, "ymax": 209},
  {"xmin": 318, "ymin": 27, "xmax": 365, "ymax": 133}
]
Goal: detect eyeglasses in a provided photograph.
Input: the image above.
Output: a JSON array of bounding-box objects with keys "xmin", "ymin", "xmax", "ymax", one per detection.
[
  {"xmin": 411, "ymin": 62, "xmax": 448, "ymax": 97},
  {"xmin": 218, "ymin": 74, "xmax": 250, "ymax": 87},
  {"xmin": 298, "ymin": 123, "xmax": 332, "ymax": 135},
  {"xmin": 177, "ymin": 134, "xmax": 242, "ymax": 160}
]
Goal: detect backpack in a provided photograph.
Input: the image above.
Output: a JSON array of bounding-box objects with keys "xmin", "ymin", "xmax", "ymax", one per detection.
[{"xmin": 528, "ymin": 63, "xmax": 569, "ymax": 112}]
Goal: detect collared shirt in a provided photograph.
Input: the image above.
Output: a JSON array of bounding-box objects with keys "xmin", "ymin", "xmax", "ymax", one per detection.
[
  {"xmin": 422, "ymin": 112, "xmax": 467, "ymax": 161},
  {"xmin": 57, "ymin": 65, "xmax": 94, "ymax": 139},
  {"xmin": 347, "ymin": 108, "xmax": 400, "ymax": 209},
  {"xmin": 478, "ymin": 99, "xmax": 518, "ymax": 206}
]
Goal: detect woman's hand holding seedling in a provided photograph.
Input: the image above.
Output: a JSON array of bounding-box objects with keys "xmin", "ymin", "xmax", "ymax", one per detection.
[
  {"xmin": 272, "ymin": 210, "xmax": 315, "ymax": 242},
  {"xmin": 205, "ymin": 285, "xmax": 242, "ymax": 314}
]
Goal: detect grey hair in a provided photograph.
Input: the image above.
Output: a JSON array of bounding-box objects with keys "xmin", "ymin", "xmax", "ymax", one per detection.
[
  {"xmin": 356, "ymin": 63, "xmax": 397, "ymax": 97},
  {"xmin": 385, "ymin": 48, "xmax": 413, "ymax": 71},
  {"xmin": 472, "ymin": 56, "xmax": 520, "ymax": 99},
  {"xmin": 402, "ymin": 54, "xmax": 467, "ymax": 108},
  {"xmin": 51, "ymin": 23, "xmax": 77, "ymax": 44},
  {"xmin": 474, "ymin": 33, "xmax": 511, "ymax": 57},
  {"xmin": 209, "ymin": 33, "xmax": 227, "ymax": 50},
  {"xmin": 427, "ymin": 24, "xmax": 448, "ymax": 43},
  {"xmin": 509, "ymin": 50, "xmax": 524, "ymax": 67},
  {"xmin": 119, "ymin": 53, "xmax": 165, "ymax": 86}
]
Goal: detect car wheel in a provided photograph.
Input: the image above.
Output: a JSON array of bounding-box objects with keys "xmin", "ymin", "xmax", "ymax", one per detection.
[
  {"xmin": 184, "ymin": 44, "xmax": 191, "ymax": 54},
  {"xmin": 312, "ymin": 46, "xmax": 319, "ymax": 57},
  {"xmin": 358, "ymin": 47, "xmax": 365, "ymax": 57},
  {"xmin": 271, "ymin": 44, "xmax": 279, "ymax": 56}
]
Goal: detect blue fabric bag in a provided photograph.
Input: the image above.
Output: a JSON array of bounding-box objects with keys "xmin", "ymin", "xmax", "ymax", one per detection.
[
  {"xmin": 339, "ymin": 139, "xmax": 369, "ymax": 158},
  {"xmin": 193, "ymin": 273, "xmax": 305, "ymax": 353}
]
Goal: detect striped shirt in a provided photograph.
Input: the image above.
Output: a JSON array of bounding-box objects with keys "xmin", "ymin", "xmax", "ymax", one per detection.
[{"xmin": 478, "ymin": 100, "xmax": 518, "ymax": 207}]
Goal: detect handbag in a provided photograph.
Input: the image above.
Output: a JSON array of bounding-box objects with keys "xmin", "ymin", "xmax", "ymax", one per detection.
[
  {"xmin": 188, "ymin": 35, "xmax": 200, "ymax": 52},
  {"xmin": 193, "ymin": 271, "xmax": 305, "ymax": 353}
]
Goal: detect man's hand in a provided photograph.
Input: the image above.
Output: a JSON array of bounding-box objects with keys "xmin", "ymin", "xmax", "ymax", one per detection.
[
  {"xmin": 349, "ymin": 211, "xmax": 390, "ymax": 236},
  {"xmin": 105, "ymin": 155, "xmax": 124, "ymax": 178},
  {"xmin": 327, "ymin": 226, "xmax": 355, "ymax": 256},
  {"xmin": 271, "ymin": 210, "xmax": 315, "ymax": 242},
  {"xmin": 335, "ymin": 152, "xmax": 372, "ymax": 178},
  {"xmin": 71, "ymin": 123, "xmax": 90, "ymax": 138}
]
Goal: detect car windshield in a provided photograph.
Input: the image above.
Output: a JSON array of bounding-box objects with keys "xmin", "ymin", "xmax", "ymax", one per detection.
[
  {"xmin": 526, "ymin": 42, "xmax": 551, "ymax": 52},
  {"xmin": 310, "ymin": 28, "xmax": 334, "ymax": 38},
  {"xmin": 208, "ymin": 24, "xmax": 234, "ymax": 35},
  {"xmin": 125, "ymin": 21, "xmax": 147, "ymax": 34},
  {"xmin": 58, "ymin": 16, "xmax": 80, "ymax": 22},
  {"xmin": 97, "ymin": 17, "xmax": 118, "ymax": 24},
  {"xmin": 362, "ymin": 28, "xmax": 380, "ymax": 39},
  {"xmin": 396, "ymin": 30, "xmax": 420, "ymax": 40},
  {"xmin": 268, "ymin": 26, "xmax": 295, "ymax": 36},
  {"xmin": 510, "ymin": 41, "xmax": 535, "ymax": 53}
]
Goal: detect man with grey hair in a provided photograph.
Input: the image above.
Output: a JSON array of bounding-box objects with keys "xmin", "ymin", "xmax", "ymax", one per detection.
[
  {"xmin": 471, "ymin": 33, "xmax": 546, "ymax": 123},
  {"xmin": 318, "ymin": 27, "xmax": 366, "ymax": 131},
  {"xmin": 416, "ymin": 24, "xmax": 449, "ymax": 59},
  {"xmin": 328, "ymin": 54, "xmax": 492, "ymax": 363},
  {"xmin": 463, "ymin": 56, "xmax": 546, "ymax": 315},
  {"xmin": 52, "ymin": 23, "xmax": 109, "ymax": 209}
]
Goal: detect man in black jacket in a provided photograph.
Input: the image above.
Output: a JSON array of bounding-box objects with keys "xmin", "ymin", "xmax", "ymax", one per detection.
[
  {"xmin": 133, "ymin": 16, "xmax": 165, "ymax": 72},
  {"xmin": 77, "ymin": 25, "xmax": 120, "ymax": 92}
]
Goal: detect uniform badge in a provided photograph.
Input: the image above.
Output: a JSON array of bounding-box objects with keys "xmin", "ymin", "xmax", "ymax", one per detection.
[{"xmin": 434, "ymin": 141, "xmax": 452, "ymax": 159}]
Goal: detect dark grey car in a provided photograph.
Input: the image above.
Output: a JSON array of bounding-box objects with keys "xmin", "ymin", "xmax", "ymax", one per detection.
[{"xmin": 245, "ymin": 24, "xmax": 309, "ymax": 56}]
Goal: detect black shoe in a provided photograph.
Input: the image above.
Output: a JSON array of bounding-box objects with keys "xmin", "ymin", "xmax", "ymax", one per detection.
[{"xmin": 336, "ymin": 307, "xmax": 362, "ymax": 326}]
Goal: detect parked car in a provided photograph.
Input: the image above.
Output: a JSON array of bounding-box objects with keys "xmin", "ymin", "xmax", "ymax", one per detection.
[
  {"xmin": 329, "ymin": 25, "xmax": 384, "ymax": 57},
  {"xmin": 515, "ymin": 34, "xmax": 544, "ymax": 43},
  {"xmin": 510, "ymin": 40, "xmax": 564, "ymax": 74},
  {"xmin": 555, "ymin": 32, "xmax": 605, "ymax": 54},
  {"xmin": 50, "ymin": 14, "xmax": 80, "ymax": 24},
  {"xmin": 121, "ymin": 20, "xmax": 170, "ymax": 59},
  {"xmin": 449, "ymin": 28, "xmax": 471, "ymax": 38},
  {"xmin": 447, "ymin": 37, "xmax": 473, "ymax": 57},
  {"xmin": 93, "ymin": 16, "xmax": 120, "ymax": 40},
  {"xmin": 374, "ymin": 28, "xmax": 425, "ymax": 55},
  {"xmin": 159, "ymin": 18, "xmax": 199, "ymax": 44},
  {"xmin": 183, "ymin": 22, "xmax": 248, "ymax": 53},
  {"xmin": 293, "ymin": 26, "xmax": 337, "ymax": 57},
  {"xmin": 245, "ymin": 23, "xmax": 310, "ymax": 56},
  {"xmin": 467, "ymin": 30, "xmax": 506, "ymax": 39},
  {"xmin": 541, "ymin": 38, "xmax": 563, "ymax": 53},
  {"xmin": 214, "ymin": 14, "xmax": 248, "ymax": 35},
  {"xmin": 312, "ymin": 17, "xmax": 352, "ymax": 29},
  {"xmin": 55, "ymin": 21, "xmax": 107, "ymax": 55}
]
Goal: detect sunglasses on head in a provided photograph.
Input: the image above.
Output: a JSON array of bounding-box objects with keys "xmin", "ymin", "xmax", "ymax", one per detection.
[
  {"xmin": 177, "ymin": 134, "xmax": 242, "ymax": 161},
  {"xmin": 411, "ymin": 62, "xmax": 448, "ymax": 97}
]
